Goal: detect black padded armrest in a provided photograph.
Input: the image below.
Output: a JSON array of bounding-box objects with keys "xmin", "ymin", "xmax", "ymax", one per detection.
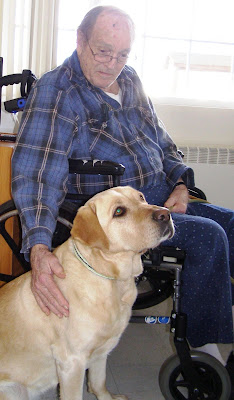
[
  {"xmin": 68, "ymin": 159, "xmax": 125, "ymax": 176},
  {"xmin": 188, "ymin": 186, "xmax": 207, "ymax": 200},
  {"xmin": 66, "ymin": 160, "xmax": 125, "ymax": 200},
  {"xmin": 147, "ymin": 246, "xmax": 186, "ymax": 267}
]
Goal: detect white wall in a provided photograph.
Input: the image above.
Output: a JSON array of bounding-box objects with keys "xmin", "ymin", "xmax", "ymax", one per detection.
[
  {"xmin": 188, "ymin": 164, "xmax": 234, "ymax": 209},
  {"xmin": 153, "ymin": 101, "xmax": 234, "ymax": 209},
  {"xmin": 154, "ymin": 102, "xmax": 234, "ymax": 148}
]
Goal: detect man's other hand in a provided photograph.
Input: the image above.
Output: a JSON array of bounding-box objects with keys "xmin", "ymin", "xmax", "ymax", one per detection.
[{"xmin": 164, "ymin": 184, "xmax": 189, "ymax": 214}]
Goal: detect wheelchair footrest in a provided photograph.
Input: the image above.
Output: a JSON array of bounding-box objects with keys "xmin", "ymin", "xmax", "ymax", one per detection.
[{"xmin": 130, "ymin": 315, "xmax": 171, "ymax": 324}]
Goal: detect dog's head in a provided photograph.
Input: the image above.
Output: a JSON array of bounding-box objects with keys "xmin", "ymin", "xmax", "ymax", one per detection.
[{"xmin": 71, "ymin": 186, "xmax": 174, "ymax": 254}]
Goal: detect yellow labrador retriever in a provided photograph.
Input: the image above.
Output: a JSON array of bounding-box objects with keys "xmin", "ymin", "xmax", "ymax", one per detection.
[{"xmin": 0, "ymin": 186, "xmax": 174, "ymax": 400}]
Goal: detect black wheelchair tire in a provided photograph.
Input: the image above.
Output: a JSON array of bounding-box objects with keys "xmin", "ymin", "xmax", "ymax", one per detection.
[
  {"xmin": 0, "ymin": 199, "xmax": 17, "ymax": 215},
  {"xmin": 159, "ymin": 351, "xmax": 231, "ymax": 400},
  {"xmin": 132, "ymin": 267, "xmax": 173, "ymax": 310},
  {"xmin": 0, "ymin": 200, "xmax": 78, "ymax": 277}
]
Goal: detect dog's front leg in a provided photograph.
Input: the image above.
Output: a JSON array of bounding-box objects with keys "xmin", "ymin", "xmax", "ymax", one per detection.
[
  {"xmin": 56, "ymin": 357, "xmax": 85, "ymax": 400},
  {"xmin": 88, "ymin": 357, "xmax": 128, "ymax": 400}
]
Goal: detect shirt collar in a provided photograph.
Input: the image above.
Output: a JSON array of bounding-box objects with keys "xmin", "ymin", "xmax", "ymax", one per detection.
[{"xmin": 64, "ymin": 50, "xmax": 149, "ymax": 109}]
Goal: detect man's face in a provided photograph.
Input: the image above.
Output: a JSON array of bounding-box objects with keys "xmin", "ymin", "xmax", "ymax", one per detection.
[{"xmin": 77, "ymin": 12, "xmax": 133, "ymax": 92}]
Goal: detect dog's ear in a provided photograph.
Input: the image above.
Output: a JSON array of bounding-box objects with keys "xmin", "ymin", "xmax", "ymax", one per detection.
[{"xmin": 70, "ymin": 203, "xmax": 109, "ymax": 250}]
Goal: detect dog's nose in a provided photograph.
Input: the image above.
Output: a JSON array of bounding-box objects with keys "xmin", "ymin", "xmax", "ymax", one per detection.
[{"xmin": 152, "ymin": 208, "xmax": 170, "ymax": 222}]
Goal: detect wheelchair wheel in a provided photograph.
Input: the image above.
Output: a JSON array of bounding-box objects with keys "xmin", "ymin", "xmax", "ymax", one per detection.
[
  {"xmin": 132, "ymin": 266, "xmax": 173, "ymax": 310},
  {"xmin": 0, "ymin": 200, "xmax": 77, "ymax": 280},
  {"xmin": 159, "ymin": 351, "xmax": 231, "ymax": 400},
  {"xmin": 0, "ymin": 199, "xmax": 30, "ymax": 277}
]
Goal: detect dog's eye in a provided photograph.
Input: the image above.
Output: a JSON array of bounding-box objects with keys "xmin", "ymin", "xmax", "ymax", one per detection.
[
  {"xmin": 139, "ymin": 194, "xmax": 145, "ymax": 201},
  {"xmin": 113, "ymin": 207, "xmax": 126, "ymax": 217}
]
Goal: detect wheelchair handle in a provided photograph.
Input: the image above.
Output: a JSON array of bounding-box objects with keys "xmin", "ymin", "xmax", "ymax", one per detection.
[
  {"xmin": 0, "ymin": 73, "xmax": 23, "ymax": 87},
  {"xmin": 0, "ymin": 70, "xmax": 36, "ymax": 96}
]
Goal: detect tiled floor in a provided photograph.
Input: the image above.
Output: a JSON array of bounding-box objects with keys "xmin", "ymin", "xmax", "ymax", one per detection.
[{"xmin": 40, "ymin": 297, "xmax": 232, "ymax": 400}]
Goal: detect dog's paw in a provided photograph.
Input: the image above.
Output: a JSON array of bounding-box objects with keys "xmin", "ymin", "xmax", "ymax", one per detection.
[
  {"xmin": 96, "ymin": 394, "xmax": 128, "ymax": 400},
  {"xmin": 88, "ymin": 386, "xmax": 128, "ymax": 400}
]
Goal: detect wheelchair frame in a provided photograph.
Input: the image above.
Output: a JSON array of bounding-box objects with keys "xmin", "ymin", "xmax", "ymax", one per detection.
[{"xmin": 0, "ymin": 69, "xmax": 231, "ymax": 399}]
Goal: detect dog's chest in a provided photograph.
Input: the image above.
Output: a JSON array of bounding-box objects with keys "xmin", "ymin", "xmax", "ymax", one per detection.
[
  {"xmin": 117, "ymin": 278, "xmax": 137, "ymax": 305},
  {"xmin": 55, "ymin": 278, "xmax": 137, "ymax": 367},
  {"xmin": 96, "ymin": 279, "xmax": 137, "ymax": 337},
  {"xmin": 86, "ymin": 306, "xmax": 131, "ymax": 365}
]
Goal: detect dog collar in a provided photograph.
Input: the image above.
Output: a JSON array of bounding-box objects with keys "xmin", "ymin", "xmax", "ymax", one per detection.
[{"xmin": 72, "ymin": 239, "xmax": 116, "ymax": 280}]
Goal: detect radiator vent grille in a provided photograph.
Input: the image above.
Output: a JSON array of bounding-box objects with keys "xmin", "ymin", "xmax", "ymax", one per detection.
[{"xmin": 179, "ymin": 147, "xmax": 234, "ymax": 165}]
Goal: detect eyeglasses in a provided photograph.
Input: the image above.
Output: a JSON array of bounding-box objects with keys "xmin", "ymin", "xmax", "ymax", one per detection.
[{"xmin": 87, "ymin": 41, "xmax": 129, "ymax": 64}]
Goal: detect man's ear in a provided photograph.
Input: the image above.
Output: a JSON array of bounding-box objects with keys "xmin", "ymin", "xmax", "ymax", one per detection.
[
  {"xmin": 71, "ymin": 203, "xmax": 109, "ymax": 250},
  {"xmin": 76, "ymin": 29, "xmax": 86, "ymax": 55}
]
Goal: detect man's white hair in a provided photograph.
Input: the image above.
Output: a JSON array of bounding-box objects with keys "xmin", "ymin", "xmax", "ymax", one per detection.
[{"xmin": 77, "ymin": 5, "xmax": 135, "ymax": 41}]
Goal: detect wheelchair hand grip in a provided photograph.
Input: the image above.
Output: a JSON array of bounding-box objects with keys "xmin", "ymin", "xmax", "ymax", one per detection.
[
  {"xmin": 0, "ymin": 70, "xmax": 36, "ymax": 97},
  {"xmin": 0, "ymin": 74, "xmax": 23, "ymax": 88}
]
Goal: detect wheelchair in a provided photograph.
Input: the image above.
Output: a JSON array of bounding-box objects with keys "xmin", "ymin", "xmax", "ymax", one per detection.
[{"xmin": 0, "ymin": 69, "xmax": 231, "ymax": 400}]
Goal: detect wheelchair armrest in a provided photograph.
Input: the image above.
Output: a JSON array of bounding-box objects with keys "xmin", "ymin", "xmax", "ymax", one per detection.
[
  {"xmin": 145, "ymin": 246, "xmax": 186, "ymax": 268},
  {"xmin": 68, "ymin": 159, "xmax": 125, "ymax": 176},
  {"xmin": 178, "ymin": 149, "xmax": 207, "ymax": 201},
  {"xmin": 66, "ymin": 160, "xmax": 125, "ymax": 201},
  {"xmin": 188, "ymin": 186, "xmax": 207, "ymax": 200}
]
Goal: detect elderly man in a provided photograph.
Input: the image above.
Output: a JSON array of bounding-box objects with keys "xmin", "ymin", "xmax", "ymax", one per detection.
[{"xmin": 12, "ymin": 6, "xmax": 233, "ymax": 363}]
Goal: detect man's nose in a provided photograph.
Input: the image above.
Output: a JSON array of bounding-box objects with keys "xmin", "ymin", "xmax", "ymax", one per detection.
[
  {"xmin": 104, "ymin": 56, "xmax": 119, "ymax": 67},
  {"xmin": 152, "ymin": 208, "xmax": 170, "ymax": 222}
]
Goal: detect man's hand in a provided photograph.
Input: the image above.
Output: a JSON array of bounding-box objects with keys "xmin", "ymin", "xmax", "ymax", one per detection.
[
  {"xmin": 30, "ymin": 244, "xmax": 69, "ymax": 318},
  {"xmin": 164, "ymin": 183, "xmax": 189, "ymax": 214}
]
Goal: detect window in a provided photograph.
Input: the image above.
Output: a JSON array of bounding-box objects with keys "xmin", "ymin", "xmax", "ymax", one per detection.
[
  {"xmin": 0, "ymin": 0, "xmax": 32, "ymax": 100},
  {"xmin": 57, "ymin": 0, "xmax": 234, "ymax": 104},
  {"xmin": 1, "ymin": 0, "xmax": 233, "ymax": 105},
  {"xmin": 142, "ymin": 0, "xmax": 234, "ymax": 103},
  {"xmin": 0, "ymin": 0, "xmax": 59, "ymax": 100}
]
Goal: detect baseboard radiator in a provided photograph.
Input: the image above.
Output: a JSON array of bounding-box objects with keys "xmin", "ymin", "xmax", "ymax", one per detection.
[
  {"xmin": 178, "ymin": 146, "xmax": 234, "ymax": 209},
  {"xmin": 179, "ymin": 146, "xmax": 234, "ymax": 165}
]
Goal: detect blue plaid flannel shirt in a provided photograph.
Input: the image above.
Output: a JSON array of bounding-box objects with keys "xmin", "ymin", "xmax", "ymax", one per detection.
[{"xmin": 12, "ymin": 50, "xmax": 194, "ymax": 255}]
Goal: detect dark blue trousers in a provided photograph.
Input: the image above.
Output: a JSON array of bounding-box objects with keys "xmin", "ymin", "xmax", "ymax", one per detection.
[{"xmin": 142, "ymin": 183, "xmax": 234, "ymax": 348}]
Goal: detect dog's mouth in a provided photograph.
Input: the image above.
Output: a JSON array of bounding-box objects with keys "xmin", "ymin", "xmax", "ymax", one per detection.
[
  {"xmin": 139, "ymin": 248, "xmax": 148, "ymax": 254},
  {"xmin": 138, "ymin": 225, "xmax": 174, "ymax": 255},
  {"xmin": 163, "ymin": 225, "xmax": 174, "ymax": 240}
]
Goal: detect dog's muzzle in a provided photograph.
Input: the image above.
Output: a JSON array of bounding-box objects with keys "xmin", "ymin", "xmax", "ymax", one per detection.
[{"xmin": 152, "ymin": 208, "xmax": 174, "ymax": 239}]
